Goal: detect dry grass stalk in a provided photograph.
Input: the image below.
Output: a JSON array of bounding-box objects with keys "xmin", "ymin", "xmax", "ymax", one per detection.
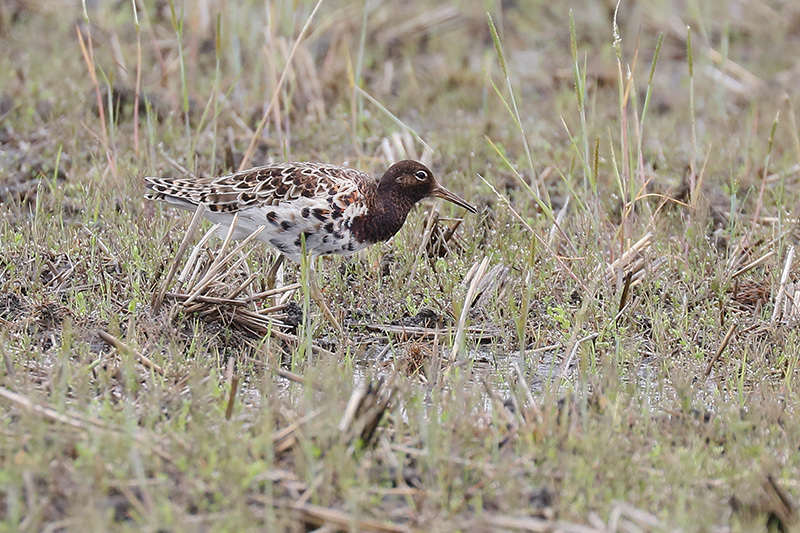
[
  {"xmin": 75, "ymin": 11, "xmax": 117, "ymax": 181},
  {"xmin": 512, "ymin": 361, "xmax": 543, "ymax": 425},
  {"xmin": 705, "ymin": 47, "xmax": 764, "ymax": 93},
  {"xmin": 164, "ymin": 292, "xmax": 246, "ymax": 306},
  {"xmin": 176, "ymin": 224, "xmax": 220, "ymax": 285},
  {"xmin": 480, "ymin": 514, "xmax": 597, "ymax": 533},
  {"xmin": 182, "ymin": 218, "xmax": 265, "ymax": 305},
  {"xmin": 272, "ymin": 409, "xmax": 323, "ymax": 456},
  {"xmin": 427, "ymin": 330, "xmax": 444, "ymax": 388},
  {"xmin": 558, "ymin": 333, "xmax": 599, "ymax": 383},
  {"xmin": 152, "ymin": 204, "xmax": 208, "ymax": 312},
  {"xmin": 428, "ymin": 216, "xmax": 466, "ymax": 258},
  {"xmin": 602, "ymin": 233, "xmax": 668, "ymax": 300},
  {"xmin": 548, "ymin": 196, "xmax": 570, "ymax": 246},
  {"xmin": 268, "ymin": 329, "xmax": 336, "ymax": 358},
  {"xmin": 782, "ymin": 282, "xmax": 800, "ymax": 321},
  {"xmin": 772, "ymin": 245, "xmax": 795, "ymax": 322},
  {"xmin": 1, "ymin": 343, "xmax": 14, "ymax": 377},
  {"xmin": 607, "ymin": 500, "xmax": 667, "ymax": 532},
  {"xmin": 290, "ymin": 502, "xmax": 411, "ymax": 533},
  {"xmin": 451, "ymin": 255, "xmax": 490, "ymax": 362},
  {"xmin": 338, "ymin": 383, "xmax": 369, "ymax": 433},
  {"xmin": 615, "ymin": 270, "xmax": 634, "ymax": 325},
  {"xmin": 362, "ymin": 323, "xmax": 497, "ymax": 342},
  {"xmin": 606, "ymin": 232, "xmax": 652, "ymax": 284},
  {"xmin": 482, "ymin": 378, "xmax": 519, "ymax": 427},
  {"xmin": 725, "ymin": 237, "xmax": 765, "ymax": 274},
  {"xmin": 466, "ymin": 262, "xmax": 510, "ymax": 310},
  {"xmin": 244, "ymin": 282, "xmax": 302, "ymax": 303},
  {"xmin": 0, "ymin": 385, "xmax": 93, "ymax": 430},
  {"xmin": 762, "ymin": 475, "xmax": 797, "ymax": 529},
  {"xmin": 97, "ymin": 330, "xmax": 166, "ymax": 376},
  {"xmin": 704, "ymin": 323, "xmax": 737, "ymax": 378},
  {"xmin": 662, "ymin": 17, "xmax": 763, "ymax": 97},
  {"xmin": 732, "ymin": 250, "xmax": 776, "ymax": 279},
  {"xmin": 403, "ymin": 206, "xmax": 439, "ymax": 287},
  {"xmin": 764, "ymin": 163, "xmax": 800, "ymax": 185},
  {"xmin": 275, "ymin": 367, "xmax": 306, "ymax": 385},
  {"xmin": 415, "ymin": 208, "xmax": 469, "ymax": 260},
  {"xmin": 224, "ymin": 376, "xmax": 239, "ymax": 421},
  {"xmin": 338, "ymin": 378, "xmax": 396, "ymax": 452}
]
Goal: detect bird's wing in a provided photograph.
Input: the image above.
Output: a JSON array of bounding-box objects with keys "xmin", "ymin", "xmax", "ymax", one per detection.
[{"xmin": 144, "ymin": 162, "xmax": 374, "ymax": 213}]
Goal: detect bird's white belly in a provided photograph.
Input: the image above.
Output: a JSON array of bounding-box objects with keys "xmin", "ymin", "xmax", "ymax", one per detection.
[{"xmin": 205, "ymin": 197, "xmax": 368, "ymax": 262}]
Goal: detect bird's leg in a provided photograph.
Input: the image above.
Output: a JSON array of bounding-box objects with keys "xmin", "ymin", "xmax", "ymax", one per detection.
[
  {"xmin": 265, "ymin": 254, "xmax": 285, "ymax": 290},
  {"xmin": 307, "ymin": 258, "xmax": 343, "ymax": 335}
]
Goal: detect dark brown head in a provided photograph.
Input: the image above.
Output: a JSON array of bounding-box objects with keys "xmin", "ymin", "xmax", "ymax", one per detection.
[
  {"xmin": 378, "ymin": 160, "xmax": 477, "ymax": 213},
  {"xmin": 353, "ymin": 160, "xmax": 476, "ymax": 244}
]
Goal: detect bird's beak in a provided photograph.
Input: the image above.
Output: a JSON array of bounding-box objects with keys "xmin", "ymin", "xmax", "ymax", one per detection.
[{"xmin": 431, "ymin": 185, "xmax": 477, "ymax": 213}]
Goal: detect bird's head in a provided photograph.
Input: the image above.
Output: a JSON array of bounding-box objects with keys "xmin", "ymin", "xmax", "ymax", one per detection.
[{"xmin": 380, "ymin": 160, "xmax": 476, "ymax": 213}]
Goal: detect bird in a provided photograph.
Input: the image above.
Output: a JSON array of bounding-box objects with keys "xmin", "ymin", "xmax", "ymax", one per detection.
[
  {"xmin": 144, "ymin": 159, "xmax": 477, "ymax": 329},
  {"xmin": 145, "ymin": 159, "xmax": 476, "ymax": 260}
]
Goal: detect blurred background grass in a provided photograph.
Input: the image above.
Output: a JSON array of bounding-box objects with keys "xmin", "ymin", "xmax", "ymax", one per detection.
[{"xmin": 2, "ymin": 0, "xmax": 800, "ymax": 530}]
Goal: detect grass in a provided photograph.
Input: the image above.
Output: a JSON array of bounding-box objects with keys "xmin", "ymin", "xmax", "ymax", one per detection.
[{"xmin": 2, "ymin": 0, "xmax": 800, "ymax": 531}]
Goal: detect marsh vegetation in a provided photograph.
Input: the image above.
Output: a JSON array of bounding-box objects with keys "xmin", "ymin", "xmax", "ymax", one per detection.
[{"xmin": 2, "ymin": 1, "xmax": 800, "ymax": 530}]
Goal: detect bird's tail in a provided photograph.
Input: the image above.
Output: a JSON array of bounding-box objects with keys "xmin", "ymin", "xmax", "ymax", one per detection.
[
  {"xmin": 144, "ymin": 175, "xmax": 255, "ymax": 213},
  {"xmin": 143, "ymin": 176, "xmax": 206, "ymax": 211}
]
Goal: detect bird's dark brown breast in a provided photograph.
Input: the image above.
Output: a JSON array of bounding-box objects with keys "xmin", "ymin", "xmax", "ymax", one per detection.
[
  {"xmin": 349, "ymin": 182, "xmax": 416, "ymax": 244},
  {"xmin": 350, "ymin": 208, "xmax": 409, "ymax": 244}
]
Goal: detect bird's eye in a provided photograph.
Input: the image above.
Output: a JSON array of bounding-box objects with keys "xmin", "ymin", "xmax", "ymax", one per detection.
[{"xmin": 414, "ymin": 170, "xmax": 428, "ymax": 181}]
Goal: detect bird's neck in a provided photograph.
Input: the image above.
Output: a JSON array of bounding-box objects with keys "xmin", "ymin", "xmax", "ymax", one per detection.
[{"xmin": 353, "ymin": 180, "xmax": 414, "ymax": 243}]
